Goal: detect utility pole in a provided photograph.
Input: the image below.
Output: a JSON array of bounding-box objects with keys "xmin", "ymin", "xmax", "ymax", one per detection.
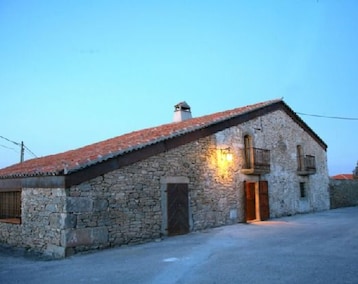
[
  {"xmin": 0, "ymin": 136, "xmax": 37, "ymax": 163},
  {"xmin": 20, "ymin": 141, "xmax": 24, "ymax": 163}
]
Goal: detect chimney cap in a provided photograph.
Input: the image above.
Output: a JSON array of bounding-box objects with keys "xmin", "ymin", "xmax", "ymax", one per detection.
[
  {"xmin": 174, "ymin": 101, "xmax": 191, "ymax": 111},
  {"xmin": 173, "ymin": 101, "xmax": 192, "ymax": 122}
]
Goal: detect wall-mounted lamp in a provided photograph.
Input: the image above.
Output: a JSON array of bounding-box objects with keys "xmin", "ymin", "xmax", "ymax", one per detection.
[{"xmin": 220, "ymin": 147, "xmax": 233, "ymax": 162}]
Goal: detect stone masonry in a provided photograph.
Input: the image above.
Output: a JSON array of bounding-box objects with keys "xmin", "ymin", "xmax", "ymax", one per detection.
[
  {"xmin": 0, "ymin": 188, "xmax": 67, "ymax": 258},
  {"xmin": 330, "ymin": 179, "xmax": 358, "ymax": 208},
  {"xmin": 0, "ymin": 108, "xmax": 330, "ymax": 258}
]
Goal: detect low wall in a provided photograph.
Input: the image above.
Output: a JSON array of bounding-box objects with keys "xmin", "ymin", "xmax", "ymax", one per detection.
[{"xmin": 330, "ymin": 179, "xmax": 358, "ymax": 209}]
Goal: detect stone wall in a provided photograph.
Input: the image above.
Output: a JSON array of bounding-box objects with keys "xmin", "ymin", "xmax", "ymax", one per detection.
[
  {"xmin": 330, "ymin": 179, "xmax": 358, "ymax": 209},
  {"xmin": 65, "ymin": 134, "xmax": 241, "ymax": 255},
  {"xmin": 0, "ymin": 218, "xmax": 22, "ymax": 248},
  {"xmin": 226, "ymin": 110, "xmax": 330, "ymax": 217},
  {"xmin": 0, "ymin": 188, "xmax": 67, "ymax": 258},
  {"xmin": 0, "ymin": 108, "xmax": 330, "ymax": 257},
  {"xmin": 63, "ymin": 109, "xmax": 329, "ymax": 255}
]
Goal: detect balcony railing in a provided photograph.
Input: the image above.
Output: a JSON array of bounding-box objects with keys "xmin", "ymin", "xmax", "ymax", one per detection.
[
  {"xmin": 241, "ymin": 147, "xmax": 271, "ymax": 175},
  {"xmin": 297, "ymin": 155, "xmax": 316, "ymax": 175}
]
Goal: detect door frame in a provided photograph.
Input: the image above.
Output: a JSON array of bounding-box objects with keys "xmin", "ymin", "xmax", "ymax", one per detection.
[{"xmin": 244, "ymin": 180, "xmax": 270, "ymax": 222}]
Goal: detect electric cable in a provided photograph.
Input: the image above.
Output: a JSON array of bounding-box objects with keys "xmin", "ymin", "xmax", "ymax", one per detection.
[
  {"xmin": 0, "ymin": 135, "xmax": 21, "ymax": 146},
  {"xmin": 24, "ymin": 145, "xmax": 37, "ymax": 158},
  {"xmin": 297, "ymin": 112, "xmax": 358, "ymax": 121},
  {"xmin": 0, "ymin": 135, "xmax": 37, "ymax": 158},
  {"xmin": 0, "ymin": 144, "xmax": 18, "ymax": 153}
]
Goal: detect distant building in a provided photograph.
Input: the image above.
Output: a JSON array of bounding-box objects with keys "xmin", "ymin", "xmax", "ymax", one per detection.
[
  {"xmin": 330, "ymin": 163, "xmax": 358, "ymax": 209},
  {"xmin": 353, "ymin": 162, "xmax": 358, "ymax": 179},
  {"xmin": 334, "ymin": 162, "xmax": 358, "ymax": 180},
  {"xmin": 331, "ymin": 174, "xmax": 354, "ymax": 180},
  {"xmin": 0, "ymin": 99, "xmax": 330, "ymax": 258}
]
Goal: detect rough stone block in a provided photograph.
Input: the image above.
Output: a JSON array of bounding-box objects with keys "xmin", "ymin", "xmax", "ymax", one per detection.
[
  {"xmin": 44, "ymin": 244, "xmax": 66, "ymax": 259},
  {"xmin": 46, "ymin": 204, "xmax": 58, "ymax": 212},
  {"xmin": 94, "ymin": 199, "xmax": 109, "ymax": 212},
  {"xmin": 51, "ymin": 188, "xmax": 66, "ymax": 197},
  {"xmin": 66, "ymin": 197, "xmax": 93, "ymax": 213},
  {"xmin": 50, "ymin": 213, "xmax": 77, "ymax": 229},
  {"xmin": 62, "ymin": 227, "xmax": 108, "ymax": 247}
]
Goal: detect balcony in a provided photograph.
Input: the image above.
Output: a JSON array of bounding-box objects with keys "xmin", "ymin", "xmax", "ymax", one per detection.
[
  {"xmin": 297, "ymin": 155, "xmax": 316, "ymax": 176},
  {"xmin": 241, "ymin": 147, "xmax": 271, "ymax": 175}
]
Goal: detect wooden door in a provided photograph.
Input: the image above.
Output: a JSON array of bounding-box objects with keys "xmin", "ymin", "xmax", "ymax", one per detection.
[
  {"xmin": 245, "ymin": 182, "xmax": 256, "ymax": 221},
  {"xmin": 167, "ymin": 183, "xmax": 189, "ymax": 236},
  {"xmin": 259, "ymin": 181, "xmax": 270, "ymax": 221}
]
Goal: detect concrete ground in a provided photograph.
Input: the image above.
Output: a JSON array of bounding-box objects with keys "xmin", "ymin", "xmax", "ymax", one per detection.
[{"xmin": 1, "ymin": 207, "xmax": 357, "ymax": 284}]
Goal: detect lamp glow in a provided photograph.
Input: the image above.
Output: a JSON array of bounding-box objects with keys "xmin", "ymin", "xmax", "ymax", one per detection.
[{"xmin": 220, "ymin": 147, "xmax": 233, "ymax": 162}]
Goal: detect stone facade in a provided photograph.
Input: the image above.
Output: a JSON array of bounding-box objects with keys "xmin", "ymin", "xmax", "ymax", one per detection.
[
  {"xmin": 0, "ymin": 188, "xmax": 67, "ymax": 258},
  {"xmin": 243, "ymin": 110, "xmax": 330, "ymax": 216},
  {"xmin": 0, "ymin": 109, "xmax": 330, "ymax": 258},
  {"xmin": 330, "ymin": 179, "xmax": 358, "ymax": 209}
]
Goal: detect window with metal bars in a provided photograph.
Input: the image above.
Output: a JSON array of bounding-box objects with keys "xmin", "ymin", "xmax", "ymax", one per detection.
[
  {"xmin": 0, "ymin": 190, "xmax": 21, "ymax": 224},
  {"xmin": 299, "ymin": 182, "xmax": 306, "ymax": 198}
]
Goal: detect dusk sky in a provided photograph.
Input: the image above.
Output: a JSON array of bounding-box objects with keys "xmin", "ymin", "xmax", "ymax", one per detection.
[{"xmin": 1, "ymin": 0, "xmax": 357, "ymax": 175}]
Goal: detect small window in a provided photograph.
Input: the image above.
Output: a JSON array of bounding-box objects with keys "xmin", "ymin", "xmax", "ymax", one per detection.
[
  {"xmin": 244, "ymin": 135, "xmax": 253, "ymax": 168},
  {"xmin": 299, "ymin": 182, "xmax": 306, "ymax": 198},
  {"xmin": 297, "ymin": 145, "xmax": 303, "ymax": 171},
  {"xmin": 0, "ymin": 191, "xmax": 21, "ymax": 224}
]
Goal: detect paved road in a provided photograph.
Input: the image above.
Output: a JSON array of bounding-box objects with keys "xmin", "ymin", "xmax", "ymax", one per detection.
[{"xmin": 1, "ymin": 207, "xmax": 358, "ymax": 284}]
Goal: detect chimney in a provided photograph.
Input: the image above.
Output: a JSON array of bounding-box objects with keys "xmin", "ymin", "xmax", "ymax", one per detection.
[{"xmin": 173, "ymin": 101, "xmax": 192, "ymax": 122}]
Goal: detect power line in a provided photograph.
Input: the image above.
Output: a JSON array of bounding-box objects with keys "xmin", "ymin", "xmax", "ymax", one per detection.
[
  {"xmin": 0, "ymin": 135, "xmax": 38, "ymax": 161},
  {"xmin": 0, "ymin": 135, "xmax": 21, "ymax": 146},
  {"xmin": 296, "ymin": 112, "xmax": 358, "ymax": 121},
  {"xmin": 0, "ymin": 144, "xmax": 18, "ymax": 153},
  {"xmin": 24, "ymin": 145, "xmax": 37, "ymax": 158}
]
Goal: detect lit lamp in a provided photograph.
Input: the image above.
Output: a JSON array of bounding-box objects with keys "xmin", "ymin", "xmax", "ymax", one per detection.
[{"xmin": 220, "ymin": 147, "xmax": 233, "ymax": 162}]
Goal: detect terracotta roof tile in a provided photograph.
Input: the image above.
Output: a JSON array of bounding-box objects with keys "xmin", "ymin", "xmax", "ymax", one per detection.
[
  {"xmin": 0, "ymin": 99, "xmax": 282, "ymax": 178},
  {"xmin": 331, "ymin": 174, "xmax": 354, "ymax": 180}
]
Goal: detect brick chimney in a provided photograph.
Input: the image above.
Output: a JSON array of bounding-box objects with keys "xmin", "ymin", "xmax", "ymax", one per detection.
[{"xmin": 173, "ymin": 101, "xmax": 192, "ymax": 122}]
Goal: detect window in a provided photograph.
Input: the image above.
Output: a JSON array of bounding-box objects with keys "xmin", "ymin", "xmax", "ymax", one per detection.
[
  {"xmin": 297, "ymin": 145, "xmax": 316, "ymax": 175},
  {"xmin": 297, "ymin": 145, "xmax": 303, "ymax": 171},
  {"xmin": 299, "ymin": 182, "xmax": 306, "ymax": 198},
  {"xmin": 244, "ymin": 135, "xmax": 253, "ymax": 168},
  {"xmin": 0, "ymin": 190, "xmax": 21, "ymax": 224}
]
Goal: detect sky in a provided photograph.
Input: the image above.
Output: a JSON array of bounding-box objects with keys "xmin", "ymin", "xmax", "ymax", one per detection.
[{"xmin": 0, "ymin": 0, "xmax": 357, "ymax": 176}]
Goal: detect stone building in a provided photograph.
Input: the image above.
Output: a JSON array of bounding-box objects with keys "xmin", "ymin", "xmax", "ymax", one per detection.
[
  {"xmin": 0, "ymin": 99, "xmax": 330, "ymax": 258},
  {"xmin": 353, "ymin": 162, "xmax": 358, "ymax": 179}
]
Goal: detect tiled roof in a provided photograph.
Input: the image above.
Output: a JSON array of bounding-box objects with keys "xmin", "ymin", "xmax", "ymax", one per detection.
[
  {"xmin": 0, "ymin": 98, "xmax": 318, "ymax": 179},
  {"xmin": 331, "ymin": 174, "xmax": 354, "ymax": 180}
]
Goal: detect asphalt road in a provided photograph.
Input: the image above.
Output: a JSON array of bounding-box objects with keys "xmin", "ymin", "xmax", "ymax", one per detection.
[{"xmin": 1, "ymin": 207, "xmax": 357, "ymax": 284}]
